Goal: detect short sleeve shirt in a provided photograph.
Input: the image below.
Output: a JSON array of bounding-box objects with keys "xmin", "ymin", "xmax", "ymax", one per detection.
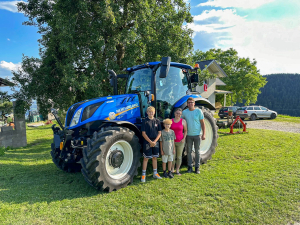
[
  {"xmin": 182, "ymin": 108, "xmax": 204, "ymax": 136},
  {"xmin": 141, "ymin": 117, "xmax": 162, "ymax": 139},
  {"xmin": 159, "ymin": 129, "xmax": 176, "ymax": 155}
]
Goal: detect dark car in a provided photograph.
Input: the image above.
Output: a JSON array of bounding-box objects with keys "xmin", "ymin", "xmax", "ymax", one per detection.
[{"xmin": 218, "ymin": 106, "xmax": 238, "ymax": 119}]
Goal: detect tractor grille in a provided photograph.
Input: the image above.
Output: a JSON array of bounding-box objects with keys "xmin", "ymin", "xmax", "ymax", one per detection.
[{"xmin": 66, "ymin": 101, "xmax": 86, "ymax": 127}]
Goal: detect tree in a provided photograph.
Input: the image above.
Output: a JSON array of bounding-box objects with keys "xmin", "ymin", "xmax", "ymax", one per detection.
[
  {"xmin": 189, "ymin": 48, "xmax": 267, "ymax": 105},
  {"xmin": 0, "ymin": 101, "xmax": 13, "ymax": 122},
  {"xmin": 13, "ymin": 0, "xmax": 193, "ymax": 114}
]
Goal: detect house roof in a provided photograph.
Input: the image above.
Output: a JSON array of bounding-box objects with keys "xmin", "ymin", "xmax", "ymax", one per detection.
[
  {"xmin": 0, "ymin": 78, "xmax": 14, "ymax": 87},
  {"xmin": 196, "ymin": 60, "xmax": 228, "ymax": 78},
  {"xmin": 215, "ymin": 90, "xmax": 232, "ymax": 94},
  {"xmin": 216, "ymin": 78, "xmax": 226, "ymax": 86}
]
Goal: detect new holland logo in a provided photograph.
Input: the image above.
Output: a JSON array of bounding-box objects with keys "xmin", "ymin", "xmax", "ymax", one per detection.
[{"xmin": 109, "ymin": 112, "xmax": 116, "ymax": 120}]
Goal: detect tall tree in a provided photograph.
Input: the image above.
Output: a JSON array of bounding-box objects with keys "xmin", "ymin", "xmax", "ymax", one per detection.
[
  {"xmin": 13, "ymin": 0, "xmax": 193, "ymax": 114},
  {"xmin": 0, "ymin": 101, "xmax": 13, "ymax": 122},
  {"xmin": 189, "ymin": 48, "xmax": 267, "ymax": 105}
]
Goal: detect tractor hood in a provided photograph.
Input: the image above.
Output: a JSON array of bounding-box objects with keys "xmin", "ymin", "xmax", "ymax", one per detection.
[{"xmin": 65, "ymin": 94, "xmax": 141, "ymax": 129}]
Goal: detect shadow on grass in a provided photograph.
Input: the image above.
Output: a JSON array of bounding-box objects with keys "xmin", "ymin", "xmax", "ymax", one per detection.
[
  {"xmin": 0, "ymin": 152, "xmax": 192, "ymax": 204},
  {"xmin": 0, "ymin": 162, "xmax": 104, "ymax": 204}
]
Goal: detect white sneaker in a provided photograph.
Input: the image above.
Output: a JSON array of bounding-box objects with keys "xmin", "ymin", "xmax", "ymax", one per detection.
[
  {"xmin": 141, "ymin": 175, "xmax": 146, "ymax": 182},
  {"xmin": 153, "ymin": 173, "xmax": 162, "ymax": 179}
]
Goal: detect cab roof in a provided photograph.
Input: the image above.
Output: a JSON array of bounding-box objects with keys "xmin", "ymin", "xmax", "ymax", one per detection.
[{"xmin": 126, "ymin": 61, "xmax": 193, "ymax": 72}]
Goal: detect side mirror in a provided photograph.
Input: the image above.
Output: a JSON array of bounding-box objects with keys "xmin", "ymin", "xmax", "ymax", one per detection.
[
  {"xmin": 159, "ymin": 57, "xmax": 171, "ymax": 78},
  {"xmin": 190, "ymin": 73, "xmax": 199, "ymax": 83}
]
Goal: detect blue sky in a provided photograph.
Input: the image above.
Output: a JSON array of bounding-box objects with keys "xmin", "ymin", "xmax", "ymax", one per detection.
[{"xmin": 0, "ymin": 0, "xmax": 300, "ymax": 94}]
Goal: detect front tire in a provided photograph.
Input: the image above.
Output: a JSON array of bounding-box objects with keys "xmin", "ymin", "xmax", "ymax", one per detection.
[
  {"xmin": 270, "ymin": 113, "xmax": 277, "ymax": 119},
  {"xmin": 51, "ymin": 143, "xmax": 82, "ymax": 173},
  {"xmin": 80, "ymin": 127, "xmax": 141, "ymax": 192}
]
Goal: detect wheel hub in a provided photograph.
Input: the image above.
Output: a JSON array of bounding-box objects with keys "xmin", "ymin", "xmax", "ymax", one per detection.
[{"xmin": 109, "ymin": 149, "xmax": 124, "ymax": 168}]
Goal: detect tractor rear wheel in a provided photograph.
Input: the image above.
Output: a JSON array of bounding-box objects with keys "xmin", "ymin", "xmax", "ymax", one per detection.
[
  {"xmin": 80, "ymin": 127, "xmax": 141, "ymax": 192},
  {"xmin": 182, "ymin": 107, "xmax": 218, "ymax": 165}
]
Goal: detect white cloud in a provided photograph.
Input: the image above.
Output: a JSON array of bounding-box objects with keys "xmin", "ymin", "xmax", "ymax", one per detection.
[
  {"xmin": 228, "ymin": 18, "xmax": 300, "ymax": 74},
  {"xmin": 188, "ymin": 9, "xmax": 246, "ymax": 33},
  {"xmin": 0, "ymin": 61, "xmax": 21, "ymax": 72},
  {"xmin": 0, "ymin": 1, "xmax": 23, "ymax": 13},
  {"xmin": 190, "ymin": 8, "xmax": 300, "ymax": 74},
  {"xmin": 197, "ymin": 0, "xmax": 275, "ymax": 9},
  {"xmin": 7, "ymin": 38, "xmax": 10, "ymax": 41}
]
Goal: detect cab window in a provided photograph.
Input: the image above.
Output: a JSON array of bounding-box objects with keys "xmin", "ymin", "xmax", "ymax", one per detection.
[{"xmin": 125, "ymin": 68, "xmax": 151, "ymax": 93}]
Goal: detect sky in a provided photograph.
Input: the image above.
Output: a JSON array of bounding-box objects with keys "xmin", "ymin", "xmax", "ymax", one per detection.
[{"xmin": 0, "ymin": 0, "xmax": 299, "ymax": 94}]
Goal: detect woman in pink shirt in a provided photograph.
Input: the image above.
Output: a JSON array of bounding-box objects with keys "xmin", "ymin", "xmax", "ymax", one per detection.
[{"xmin": 170, "ymin": 108, "xmax": 187, "ymax": 175}]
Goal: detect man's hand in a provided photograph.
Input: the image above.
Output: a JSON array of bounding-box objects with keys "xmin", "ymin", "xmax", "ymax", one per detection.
[
  {"xmin": 201, "ymin": 134, "xmax": 206, "ymax": 140},
  {"xmin": 173, "ymin": 150, "xmax": 175, "ymax": 155},
  {"xmin": 161, "ymin": 151, "xmax": 164, "ymax": 156}
]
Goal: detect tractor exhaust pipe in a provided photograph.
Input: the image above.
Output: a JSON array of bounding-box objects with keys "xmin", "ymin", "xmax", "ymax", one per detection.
[{"xmin": 108, "ymin": 70, "xmax": 118, "ymax": 95}]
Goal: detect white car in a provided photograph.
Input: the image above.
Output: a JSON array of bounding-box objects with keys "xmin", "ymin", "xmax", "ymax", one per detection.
[{"xmin": 236, "ymin": 106, "xmax": 277, "ymax": 121}]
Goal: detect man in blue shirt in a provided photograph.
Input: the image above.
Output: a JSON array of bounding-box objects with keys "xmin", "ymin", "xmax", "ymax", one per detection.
[{"xmin": 182, "ymin": 97, "xmax": 206, "ymax": 174}]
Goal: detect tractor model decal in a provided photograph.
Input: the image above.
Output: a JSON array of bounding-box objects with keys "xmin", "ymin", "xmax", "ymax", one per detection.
[{"xmin": 105, "ymin": 103, "xmax": 139, "ymax": 121}]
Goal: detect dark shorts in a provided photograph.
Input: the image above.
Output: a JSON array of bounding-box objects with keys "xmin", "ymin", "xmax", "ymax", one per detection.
[{"xmin": 143, "ymin": 140, "xmax": 159, "ymax": 159}]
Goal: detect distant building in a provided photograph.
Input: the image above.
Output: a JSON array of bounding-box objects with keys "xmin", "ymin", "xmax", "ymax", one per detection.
[{"xmin": 196, "ymin": 60, "xmax": 232, "ymax": 107}]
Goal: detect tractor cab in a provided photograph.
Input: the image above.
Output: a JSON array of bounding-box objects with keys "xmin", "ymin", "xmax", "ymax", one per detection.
[{"xmin": 120, "ymin": 58, "xmax": 204, "ymax": 120}]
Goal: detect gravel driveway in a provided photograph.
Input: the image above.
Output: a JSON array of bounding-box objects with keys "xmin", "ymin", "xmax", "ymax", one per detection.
[{"xmin": 244, "ymin": 120, "xmax": 300, "ymax": 133}]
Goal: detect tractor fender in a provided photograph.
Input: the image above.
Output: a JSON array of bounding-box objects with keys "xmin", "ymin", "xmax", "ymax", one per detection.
[{"xmin": 101, "ymin": 120, "xmax": 142, "ymax": 141}]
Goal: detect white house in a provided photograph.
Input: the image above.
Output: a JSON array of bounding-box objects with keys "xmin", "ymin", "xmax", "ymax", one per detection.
[{"xmin": 195, "ymin": 60, "xmax": 232, "ymax": 108}]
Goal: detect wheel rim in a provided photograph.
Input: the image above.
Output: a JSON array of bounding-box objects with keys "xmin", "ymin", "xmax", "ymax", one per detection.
[
  {"xmin": 200, "ymin": 118, "xmax": 213, "ymax": 155},
  {"xmin": 105, "ymin": 140, "xmax": 133, "ymax": 179}
]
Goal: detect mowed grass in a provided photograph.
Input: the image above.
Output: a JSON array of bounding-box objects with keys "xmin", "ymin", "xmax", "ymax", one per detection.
[
  {"xmin": 276, "ymin": 114, "xmax": 300, "ymax": 124},
  {"xmin": 1, "ymin": 124, "xmax": 300, "ymax": 224}
]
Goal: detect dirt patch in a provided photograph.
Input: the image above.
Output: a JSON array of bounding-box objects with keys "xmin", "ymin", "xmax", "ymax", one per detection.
[{"xmin": 244, "ymin": 120, "xmax": 300, "ymax": 133}]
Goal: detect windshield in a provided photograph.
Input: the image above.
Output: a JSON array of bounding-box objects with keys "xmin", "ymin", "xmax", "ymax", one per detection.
[
  {"xmin": 156, "ymin": 66, "xmax": 189, "ymax": 119},
  {"xmin": 125, "ymin": 68, "xmax": 152, "ymax": 93}
]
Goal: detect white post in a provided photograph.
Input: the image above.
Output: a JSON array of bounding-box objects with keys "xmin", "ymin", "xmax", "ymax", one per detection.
[{"xmin": 224, "ymin": 93, "xmax": 226, "ymax": 107}]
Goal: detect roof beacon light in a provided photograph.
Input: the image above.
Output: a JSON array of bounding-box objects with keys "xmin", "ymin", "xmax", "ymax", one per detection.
[{"xmin": 194, "ymin": 63, "xmax": 199, "ymax": 69}]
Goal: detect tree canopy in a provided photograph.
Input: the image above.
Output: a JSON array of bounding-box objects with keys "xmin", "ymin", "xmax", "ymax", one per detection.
[
  {"xmin": 13, "ymin": 0, "xmax": 193, "ymax": 114},
  {"xmin": 189, "ymin": 48, "xmax": 267, "ymax": 106}
]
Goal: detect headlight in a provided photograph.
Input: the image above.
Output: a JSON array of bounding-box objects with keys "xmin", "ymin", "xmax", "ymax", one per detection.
[{"xmin": 70, "ymin": 108, "xmax": 83, "ymax": 127}]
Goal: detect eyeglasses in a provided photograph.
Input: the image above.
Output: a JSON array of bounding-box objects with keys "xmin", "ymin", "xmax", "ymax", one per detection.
[{"xmin": 187, "ymin": 102, "xmax": 195, "ymax": 104}]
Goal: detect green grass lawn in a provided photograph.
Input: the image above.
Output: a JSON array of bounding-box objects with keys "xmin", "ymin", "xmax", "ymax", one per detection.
[
  {"xmin": 1, "ymin": 124, "xmax": 300, "ymax": 224},
  {"xmin": 276, "ymin": 114, "xmax": 300, "ymax": 123}
]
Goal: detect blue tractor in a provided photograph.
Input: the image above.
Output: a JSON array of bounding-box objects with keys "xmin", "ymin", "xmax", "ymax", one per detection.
[{"xmin": 51, "ymin": 57, "xmax": 218, "ymax": 192}]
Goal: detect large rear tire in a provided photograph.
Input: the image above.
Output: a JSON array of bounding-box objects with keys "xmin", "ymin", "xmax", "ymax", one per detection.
[
  {"xmin": 80, "ymin": 127, "xmax": 141, "ymax": 192},
  {"xmin": 200, "ymin": 107, "xmax": 219, "ymax": 163},
  {"xmin": 182, "ymin": 107, "xmax": 218, "ymax": 164}
]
